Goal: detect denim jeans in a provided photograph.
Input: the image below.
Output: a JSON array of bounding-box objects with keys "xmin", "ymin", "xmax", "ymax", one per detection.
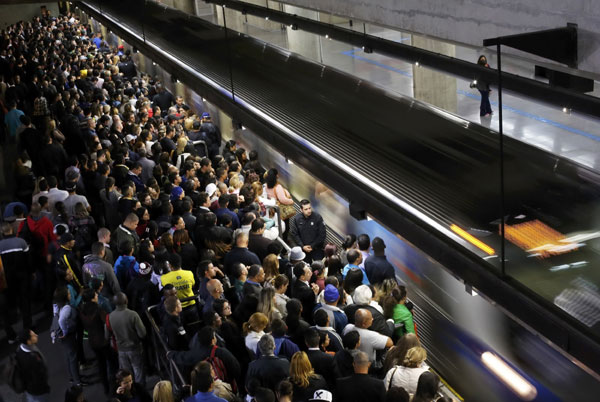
[
  {"xmin": 25, "ymin": 392, "xmax": 49, "ymax": 402},
  {"xmin": 478, "ymin": 89, "xmax": 493, "ymax": 116},
  {"xmin": 61, "ymin": 333, "xmax": 80, "ymax": 384},
  {"xmin": 118, "ymin": 348, "xmax": 145, "ymax": 386}
]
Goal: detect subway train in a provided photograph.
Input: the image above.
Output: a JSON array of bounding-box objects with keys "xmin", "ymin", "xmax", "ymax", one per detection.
[{"xmin": 223, "ymin": 116, "xmax": 598, "ymax": 401}]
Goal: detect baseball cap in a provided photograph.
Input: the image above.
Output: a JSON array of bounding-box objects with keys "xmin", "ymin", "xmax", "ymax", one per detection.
[
  {"xmin": 139, "ymin": 262, "xmax": 152, "ymax": 275},
  {"xmin": 125, "ymin": 134, "xmax": 137, "ymax": 143},
  {"xmin": 201, "ymin": 112, "xmax": 210, "ymax": 119},
  {"xmin": 205, "ymin": 183, "xmax": 217, "ymax": 197},
  {"xmin": 59, "ymin": 232, "xmax": 75, "ymax": 244},
  {"xmin": 372, "ymin": 237, "xmax": 386, "ymax": 250},
  {"xmin": 170, "ymin": 186, "xmax": 184, "ymax": 201},
  {"xmin": 309, "ymin": 390, "xmax": 333, "ymax": 402},
  {"xmin": 323, "ymin": 284, "xmax": 339, "ymax": 303}
]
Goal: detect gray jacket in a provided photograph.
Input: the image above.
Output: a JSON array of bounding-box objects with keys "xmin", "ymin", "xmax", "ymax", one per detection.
[
  {"xmin": 106, "ymin": 305, "xmax": 146, "ymax": 352},
  {"xmin": 82, "ymin": 254, "xmax": 121, "ymax": 299}
]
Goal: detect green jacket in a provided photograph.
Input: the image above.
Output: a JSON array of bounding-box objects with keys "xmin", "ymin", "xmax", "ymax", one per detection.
[{"xmin": 393, "ymin": 303, "xmax": 415, "ymax": 338}]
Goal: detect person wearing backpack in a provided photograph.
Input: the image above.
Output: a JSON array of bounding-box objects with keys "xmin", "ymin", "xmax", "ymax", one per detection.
[
  {"xmin": 0, "ymin": 221, "xmax": 32, "ymax": 343},
  {"xmin": 15, "ymin": 328, "xmax": 50, "ymax": 401},
  {"xmin": 169, "ymin": 326, "xmax": 241, "ymax": 391},
  {"xmin": 55, "ymin": 232, "xmax": 84, "ymax": 290},
  {"xmin": 52, "ymin": 286, "xmax": 86, "ymax": 387}
]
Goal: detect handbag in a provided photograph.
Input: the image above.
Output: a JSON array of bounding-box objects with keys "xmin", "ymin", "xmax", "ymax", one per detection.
[{"xmin": 275, "ymin": 185, "xmax": 296, "ymax": 221}]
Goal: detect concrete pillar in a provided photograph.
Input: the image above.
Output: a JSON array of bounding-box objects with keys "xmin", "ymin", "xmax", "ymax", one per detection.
[
  {"xmin": 172, "ymin": 0, "xmax": 195, "ymax": 14},
  {"xmin": 283, "ymin": 5, "xmax": 321, "ymax": 61},
  {"xmin": 218, "ymin": 110, "xmax": 234, "ymax": 142},
  {"xmin": 194, "ymin": 0, "xmax": 214, "ymax": 17},
  {"xmin": 412, "ymin": 35, "xmax": 457, "ymax": 113}
]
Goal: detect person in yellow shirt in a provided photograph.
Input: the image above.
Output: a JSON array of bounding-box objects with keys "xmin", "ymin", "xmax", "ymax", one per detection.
[{"xmin": 160, "ymin": 254, "xmax": 199, "ymax": 326}]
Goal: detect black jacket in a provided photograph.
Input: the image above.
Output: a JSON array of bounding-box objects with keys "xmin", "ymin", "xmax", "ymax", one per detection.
[
  {"xmin": 289, "ymin": 212, "xmax": 326, "ymax": 249},
  {"xmin": 242, "ymin": 281, "xmax": 262, "ymax": 300},
  {"xmin": 160, "ymin": 313, "xmax": 189, "ymax": 351},
  {"xmin": 344, "ymin": 304, "xmax": 392, "ymax": 337},
  {"xmin": 292, "ymin": 374, "xmax": 327, "ymax": 402},
  {"xmin": 335, "ymin": 373, "xmax": 385, "ymax": 402},
  {"xmin": 246, "ymin": 355, "xmax": 290, "ymax": 391},
  {"xmin": 15, "ymin": 344, "xmax": 50, "ymax": 395},
  {"xmin": 334, "ymin": 349, "xmax": 355, "ymax": 378},
  {"xmin": 248, "ymin": 233, "xmax": 273, "ymax": 263},
  {"xmin": 292, "ymin": 280, "xmax": 316, "ymax": 323},
  {"xmin": 306, "ymin": 349, "xmax": 339, "ymax": 387},
  {"xmin": 79, "ymin": 302, "xmax": 108, "ymax": 349},
  {"xmin": 223, "ymin": 247, "xmax": 260, "ymax": 276},
  {"xmin": 171, "ymin": 343, "xmax": 241, "ymax": 387}
]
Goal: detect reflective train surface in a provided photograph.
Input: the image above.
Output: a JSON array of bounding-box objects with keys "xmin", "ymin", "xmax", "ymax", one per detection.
[{"xmin": 221, "ymin": 109, "xmax": 600, "ymax": 402}]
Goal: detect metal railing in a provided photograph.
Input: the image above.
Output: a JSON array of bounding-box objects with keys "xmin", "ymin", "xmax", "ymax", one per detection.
[{"xmin": 146, "ymin": 304, "xmax": 188, "ymax": 391}]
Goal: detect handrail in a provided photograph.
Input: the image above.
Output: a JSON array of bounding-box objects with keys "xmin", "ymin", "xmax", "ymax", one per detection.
[
  {"xmin": 145, "ymin": 304, "xmax": 188, "ymax": 390},
  {"xmin": 191, "ymin": 139, "xmax": 209, "ymax": 158}
]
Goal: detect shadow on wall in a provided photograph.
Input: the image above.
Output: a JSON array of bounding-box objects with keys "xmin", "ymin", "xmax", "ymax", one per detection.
[
  {"xmin": 0, "ymin": 3, "xmax": 60, "ymax": 29},
  {"xmin": 578, "ymin": 28, "xmax": 600, "ymax": 75}
]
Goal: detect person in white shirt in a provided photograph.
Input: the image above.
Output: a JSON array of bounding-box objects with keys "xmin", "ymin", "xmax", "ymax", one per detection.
[
  {"xmin": 342, "ymin": 308, "xmax": 392, "ymax": 362},
  {"xmin": 46, "ymin": 176, "xmax": 69, "ymax": 211},
  {"xmin": 383, "ymin": 346, "xmax": 429, "ymax": 394},
  {"xmin": 243, "ymin": 312, "xmax": 269, "ymax": 356}
]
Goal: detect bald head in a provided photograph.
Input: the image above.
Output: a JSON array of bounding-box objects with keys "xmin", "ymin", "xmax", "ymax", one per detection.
[
  {"xmin": 207, "ymin": 278, "xmax": 224, "ymax": 298},
  {"xmin": 114, "ymin": 292, "xmax": 128, "ymax": 307},
  {"xmin": 355, "ymin": 308, "xmax": 373, "ymax": 329},
  {"xmin": 353, "ymin": 350, "xmax": 370, "ymax": 374},
  {"xmin": 235, "ymin": 231, "xmax": 249, "ymax": 247}
]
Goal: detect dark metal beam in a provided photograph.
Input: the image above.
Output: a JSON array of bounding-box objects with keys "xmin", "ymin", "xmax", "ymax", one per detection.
[
  {"xmin": 484, "ymin": 24, "xmax": 578, "ymax": 68},
  {"xmin": 207, "ymin": 0, "xmax": 600, "ymax": 118}
]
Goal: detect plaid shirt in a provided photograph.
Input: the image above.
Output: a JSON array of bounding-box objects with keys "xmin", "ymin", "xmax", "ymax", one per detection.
[{"xmin": 33, "ymin": 96, "xmax": 50, "ymax": 116}]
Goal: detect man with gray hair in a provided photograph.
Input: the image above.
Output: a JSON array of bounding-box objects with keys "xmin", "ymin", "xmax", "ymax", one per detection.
[
  {"xmin": 343, "ymin": 285, "xmax": 391, "ymax": 337},
  {"xmin": 223, "ymin": 229, "xmax": 260, "ymax": 275},
  {"xmin": 246, "ymin": 334, "xmax": 290, "ymax": 392},
  {"xmin": 335, "ymin": 350, "xmax": 386, "ymax": 402}
]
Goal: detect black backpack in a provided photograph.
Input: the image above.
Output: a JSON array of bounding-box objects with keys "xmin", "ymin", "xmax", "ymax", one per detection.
[{"xmin": 2, "ymin": 352, "xmax": 25, "ymax": 393}]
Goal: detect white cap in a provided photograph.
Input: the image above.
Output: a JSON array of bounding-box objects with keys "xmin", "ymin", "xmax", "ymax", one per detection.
[
  {"xmin": 205, "ymin": 182, "xmax": 217, "ymax": 197},
  {"xmin": 309, "ymin": 390, "xmax": 333, "ymax": 402}
]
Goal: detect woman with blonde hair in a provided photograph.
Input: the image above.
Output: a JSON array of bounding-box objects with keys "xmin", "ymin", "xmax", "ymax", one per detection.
[
  {"xmin": 262, "ymin": 253, "xmax": 279, "ymax": 285},
  {"xmin": 243, "ymin": 312, "xmax": 269, "ymax": 355},
  {"xmin": 152, "ymin": 380, "xmax": 174, "ymax": 402},
  {"xmin": 257, "ymin": 286, "xmax": 282, "ymax": 323},
  {"xmin": 289, "ymin": 351, "xmax": 327, "ymax": 402},
  {"xmin": 383, "ymin": 346, "xmax": 429, "ymax": 394},
  {"xmin": 383, "ymin": 332, "xmax": 422, "ymax": 374}
]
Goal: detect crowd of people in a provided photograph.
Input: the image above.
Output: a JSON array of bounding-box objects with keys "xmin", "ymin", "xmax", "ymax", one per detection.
[{"xmin": 0, "ymin": 11, "xmax": 450, "ymax": 402}]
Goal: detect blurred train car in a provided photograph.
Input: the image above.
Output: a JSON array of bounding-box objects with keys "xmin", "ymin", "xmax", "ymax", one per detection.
[{"xmin": 226, "ymin": 123, "xmax": 600, "ymax": 401}]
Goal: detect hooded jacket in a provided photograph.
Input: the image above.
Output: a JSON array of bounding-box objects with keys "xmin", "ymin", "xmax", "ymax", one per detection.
[{"xmin": 83, "ymin": 254, "xmax": 121, "ymax": 299}]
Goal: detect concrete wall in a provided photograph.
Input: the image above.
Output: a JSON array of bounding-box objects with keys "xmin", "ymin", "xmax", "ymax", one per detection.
[
  {"xmin": 0, "ymin": 2, "xmax": 59, "ymax": 28},
  {"xmin": 274, "ymin": 0, "xmax": 600, "ymax": 74}
]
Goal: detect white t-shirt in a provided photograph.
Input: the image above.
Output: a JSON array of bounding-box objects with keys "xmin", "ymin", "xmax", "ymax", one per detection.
[
  {"xmin": 343, "ymin": 324, "xmax": 388, "ymax": 362},
  {"xmin": 245, "ymin": 330, "xmax": 265, "ymax": 355}
]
